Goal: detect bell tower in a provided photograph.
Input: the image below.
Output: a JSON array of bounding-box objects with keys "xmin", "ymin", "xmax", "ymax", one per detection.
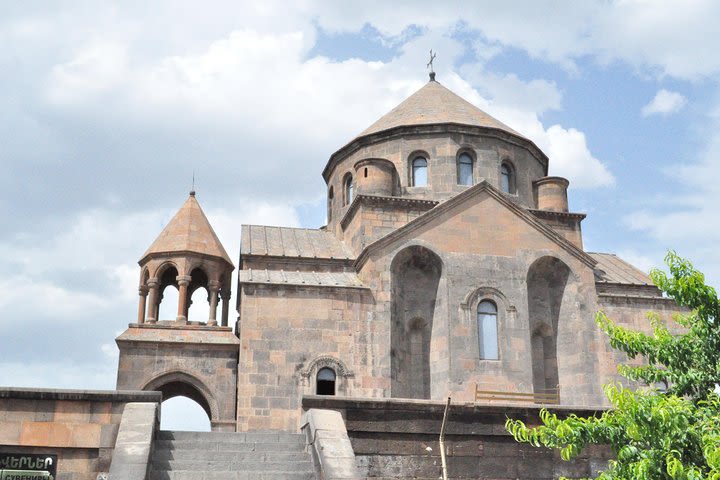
[{"xmin": 115, "ymin": 191, "xmax": 240, "ymax": 431}]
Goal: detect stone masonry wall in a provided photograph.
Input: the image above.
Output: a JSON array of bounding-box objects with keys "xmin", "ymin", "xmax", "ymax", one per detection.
[
  {"xmin": 358, "ymin": 189, "xmax": 603, "ymax": 405},
  {"xmin": 302, "ymin": 396, "xmax": 611, "ymax": 480},
  {"xmin": 595, "ymin": 295, "xmax": 687, "ymax": 389},
  {"xmin": 328, "ymin": 131, "xmax": 546, "ymax": 236},
  {"xmin": 116, "ymin": 325, "xmax": 239, "ymax": 431},
  {"xmin": 0, "ymin": 388, "xmax": 160, "ymax": 480},
  {"xmin": 341, "ymin": 198, "xmax": 434, "ymax": 256},
  {"xmin": 236, "ymin": 283, "xmax": 384, "ymax": 431}
]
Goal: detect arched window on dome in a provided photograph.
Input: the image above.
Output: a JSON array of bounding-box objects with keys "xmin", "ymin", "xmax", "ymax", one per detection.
[
  {"xmin": 500, "ymin": 162, "xmax": 516, "ymax": 194},
  {"xmin": 478, "ymin": 300, "xmax": 498, "ymax": 360},
  {"xmin": 343, "ymin": 174, "xmax": 353, "ymax": 206},
  {"xmin": 327, "ymin": 186, "xmax": 334, "ymax": 222},
  {"xmin": 412, "ymin": 157, "xmax": 428, "ymax": 187},
  {"xmin": 457, "ymin": 152, "xmax": 473, "ymax": 186},
  {"xmin": 316, "ymin": 367, "xmax": 336, "ymax": 395}
]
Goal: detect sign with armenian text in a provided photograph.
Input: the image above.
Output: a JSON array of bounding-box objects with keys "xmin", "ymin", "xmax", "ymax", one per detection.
[{"xmin": 0, "ymin": 453, "xmax": 57, "ymax": 480}]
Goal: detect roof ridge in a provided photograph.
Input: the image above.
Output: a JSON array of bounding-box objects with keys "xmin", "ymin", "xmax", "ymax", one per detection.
[{"xmin": 240, "ymin": 224, "xmax": 326, "ymax": 232}]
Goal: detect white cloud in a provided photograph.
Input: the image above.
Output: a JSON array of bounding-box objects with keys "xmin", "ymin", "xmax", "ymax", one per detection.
[
  {"xmin": 0, "ymin": 198, "xmax": 300, "ymax": 327},
  {"xmin": 542, "ymin": 125, "xmax": 614, "ymax": 188},
  {"xmin": 486, "ymin": 107, "xmax": 614, "ymax": 188},
  {"xmin": 39, "ymin": 25, "xmax": 615, "ymax": 195},
  {"xmin": 613, "ymin": 250, "xmax": 656, "ymax": 276},
  {"xmin": 314, "ymin": 1, "xmax": 720, "ymax": 80},
  {"xmin": 0, "ymin": 361, "xmax": 116, "ymax": 390},
  {"xmin": 641, "ymin": 89, "xmax": 687, "ymax": 117},
  {"xmin": 0, "ymin": 276, "xmax": 109, "ymax": 321},
  {"xmin": 623, "ymin": 97, "xmax": 720, "ymax": 286},
  {"xmin": 101, "ymin": 342, "xmax": 118, "ymax": 360}
]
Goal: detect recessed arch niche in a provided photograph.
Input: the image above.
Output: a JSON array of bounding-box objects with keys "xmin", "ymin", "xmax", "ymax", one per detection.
[
  {"xmin": 526, "ymin": 256, "xmax": 572, "ymax": 396},
  {"xmin": 390, "ymin": 245, "xmax": 443, "ymax": 399}
]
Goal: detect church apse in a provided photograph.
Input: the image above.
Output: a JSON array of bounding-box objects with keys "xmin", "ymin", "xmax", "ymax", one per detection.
[{"xmin": 390, "ymin": 245, "xmax": 443, "ymax": 399}]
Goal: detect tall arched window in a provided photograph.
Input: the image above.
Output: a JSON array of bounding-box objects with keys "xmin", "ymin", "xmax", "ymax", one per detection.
[
  {"xmin": 478, "ymin": 300, "xmax": 498, "ymax": 360},
  {"xmin": 500, "ymin": 162, "xmax": 515, "ymax": 194},
  {"xmin": 457, "ymin": 153, "xmax": 473, "ymax": 186},
  {"xmin": 316, "ymin": 367, "xmax": 336, "ymax": 395},
  {"xmin": 327, "ymin": 186, "xmax": 334, "ymax": 222},
  {"xmin": 343, "ymin": 174, "xmax": 353, "ymax": 205},
  {"xmin": 412, "ymin": 157, "xmax": 428, "ymax": 187}
]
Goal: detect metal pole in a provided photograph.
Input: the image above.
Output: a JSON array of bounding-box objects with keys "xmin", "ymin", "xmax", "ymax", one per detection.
[{"xmin": 439, "ymin": 396, "xmax": 451, "ymax": 480}]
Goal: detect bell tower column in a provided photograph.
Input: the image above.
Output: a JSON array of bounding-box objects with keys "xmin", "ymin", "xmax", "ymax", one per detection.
[
  {"xmin": 137, "ymin": 285, "xmax": 149, "ymax": 324},
  {"xmin": 220, "ymin": 288, "xmax": 231, "ymax": 328},
  {"xmin": 176, "ymin": 275, "xmax": 192, "ymax": 324},
  {"xmin": 146, "ymin": 279, "xmax": 159, "ymax": 323},
  {"xmin": 208, "ymin": 281, "xmax": 220, "ymax": 326}
]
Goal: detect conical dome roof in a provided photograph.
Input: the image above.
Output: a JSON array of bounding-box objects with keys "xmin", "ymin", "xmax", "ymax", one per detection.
[
  {"xmin": 141, "ymin": 192, "xmax": 233, "ymax": 265},
  {"xmin": 357, "ymin": 79, "xmax": 523, "ymax": 138}
]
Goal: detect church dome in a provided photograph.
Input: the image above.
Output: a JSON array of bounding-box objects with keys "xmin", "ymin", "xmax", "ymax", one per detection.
[
  {"xmin": 323, "ymin": 77, "xmax": 544, "ymax": 184},
  {"xmin": 357, "ymin": 78, "xmax": 523, "ymax": 139}
]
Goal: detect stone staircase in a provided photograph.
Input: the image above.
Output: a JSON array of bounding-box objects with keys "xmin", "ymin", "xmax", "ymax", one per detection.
[{"xmin": 150, "ymin": 430, "xmax": 317, "ymax": 480}]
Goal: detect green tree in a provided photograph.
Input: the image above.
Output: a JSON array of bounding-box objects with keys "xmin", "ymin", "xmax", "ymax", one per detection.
[{"xmin": 506, "ymin": 252, "xmax": 720, "ymax": 479}]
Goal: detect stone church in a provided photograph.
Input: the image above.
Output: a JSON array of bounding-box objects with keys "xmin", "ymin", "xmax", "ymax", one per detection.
[
  {"xmin": 0, "ymin": 73, "xmax": 684, "ymax": 479},
  {"xmin": 116, "ymin": 74, "xmax": 679, "ymax": 432}
]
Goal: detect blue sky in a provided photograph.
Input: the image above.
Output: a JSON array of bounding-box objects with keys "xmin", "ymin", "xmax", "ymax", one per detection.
[{"xmin": 2, "ymin": 1, "xmax": 720, "ymax": 429}]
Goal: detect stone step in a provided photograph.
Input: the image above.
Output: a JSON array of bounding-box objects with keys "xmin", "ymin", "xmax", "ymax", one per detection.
[
  {"xmin": 155, "ymin": 439, "xmax": 307, "ymax": 452},
  {"xmin": 153, "ymin": 449, "xmax": 310, "ymax": 462},
  {"xmin": 151, "ymin": 459, "xmax": 314, "ymax": 472},
  {"xmin": 150, "ymin": 471, "xmax": 316, "ymax": 480},
  {"xmin": 158, "ymin": 430, "xmax": 305, "ymax": 445}
]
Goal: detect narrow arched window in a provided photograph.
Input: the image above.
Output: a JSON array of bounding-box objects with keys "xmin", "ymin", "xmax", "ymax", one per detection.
[
  {"xmin": 457, "ymin": 153, "xmax": 473, "ymax": 186},
  {"xmin": 500, "ymin": 162, "xmax": 515, "ymax": 194},
  {"xmin": 412, "ymin": 157, "xmax": 428, "ymax": 187},
  {"xmin": 343, "ymin": 174, "xmax": 353, "ymax": 205},
  {"xmin": 316, "ymin": 367, "xmax": 336, "ymax": 395},
  {"xmin": 478, "ymin": 300, "xmax": 498, "ymax": 360},
  {"xmin": 327, "ymin": 186, "xmax": 334, "ymax": 222}
]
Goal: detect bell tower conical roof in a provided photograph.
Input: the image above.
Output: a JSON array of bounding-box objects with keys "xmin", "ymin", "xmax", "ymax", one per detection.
[{"xmin": 140, "ymin": 192, "xmax": 233, "ymax": 265}]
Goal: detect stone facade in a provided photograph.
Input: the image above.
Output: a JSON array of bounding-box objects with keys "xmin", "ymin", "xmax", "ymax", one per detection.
[{"xmin": 112, "ymin": 76, "xmax": 685, "ymax": 435}]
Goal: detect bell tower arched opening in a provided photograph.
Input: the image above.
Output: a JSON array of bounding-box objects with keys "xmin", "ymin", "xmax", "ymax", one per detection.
[
  {"xmin": 156, "ymin": 264, "xmax": 179, "ymax": 321},
  {"xmin": 390, "ymin": 245, "xmax": 442, "ymax": 399}
]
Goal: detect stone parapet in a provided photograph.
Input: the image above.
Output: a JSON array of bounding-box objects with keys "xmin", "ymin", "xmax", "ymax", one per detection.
[
  {"xmin": 108, "ymin": 402, "xmax": 158, "ymax": 480},
  {"xmin": 0, "ymin": 388, "xmax": 160, "ymax": 480},
  {"xmin": 301, "ymin": 409, "xmax": 361, "ymax": 479},
  {"xmin": 302, "ymin": 396, "xmax": 610, "ymax": 479}
]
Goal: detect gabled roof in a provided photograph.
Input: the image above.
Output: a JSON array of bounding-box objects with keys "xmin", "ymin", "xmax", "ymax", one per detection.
[
  {"xmin": 240, "ymin": 225, "xmax": 354, "ymax": 260},
  {"xmin": 355, "ymin": 180, "xmax": 597, "ymax": 269},
  {"xmin": 141, "ymin": 192, "xmax": 233, "ymax": 265},
  {"xmin": 358, "ymin": 79, "xmax": 523, "ymax": 139},
  {"xmin": 589, "ymin": 252, "xmax": 652, "ymax": 285}
]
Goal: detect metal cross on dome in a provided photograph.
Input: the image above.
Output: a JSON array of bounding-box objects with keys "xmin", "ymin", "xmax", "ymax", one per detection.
[{"xmin": 427, "ymin": 49, "xmax": 437, "ymax": 73}]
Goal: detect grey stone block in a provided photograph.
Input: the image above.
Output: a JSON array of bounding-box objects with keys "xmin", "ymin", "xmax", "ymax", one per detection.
[{"xmin": 109, "ymin": 402, "xmax": 158, "ymax": 479}]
